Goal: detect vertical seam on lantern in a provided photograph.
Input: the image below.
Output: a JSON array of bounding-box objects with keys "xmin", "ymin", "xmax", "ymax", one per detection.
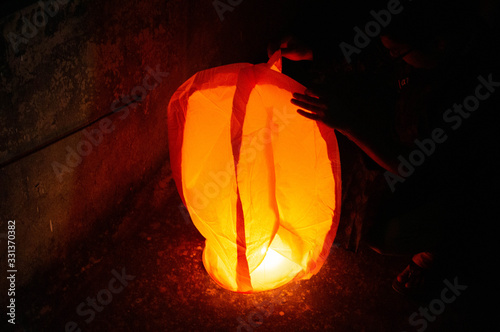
[{"xmin": 231, "ymin": 66, "xmax": 255, "ymax": 292}]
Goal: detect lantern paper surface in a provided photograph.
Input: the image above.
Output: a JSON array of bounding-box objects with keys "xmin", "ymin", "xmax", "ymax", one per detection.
[{"xmin": 168, "ymin": 52, "xmax": 341, "ymax": 293}]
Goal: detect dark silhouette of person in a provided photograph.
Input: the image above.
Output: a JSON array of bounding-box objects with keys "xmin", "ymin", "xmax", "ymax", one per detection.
[{"xmin": 272, "ymin": 0, "xmax": 499, "ymax": 298}]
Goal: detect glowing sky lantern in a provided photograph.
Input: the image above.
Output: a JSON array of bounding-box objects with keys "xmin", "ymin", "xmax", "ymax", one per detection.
[{"xmin": 168, "ymin": 51, "xmax": 341, "ymax": 292}]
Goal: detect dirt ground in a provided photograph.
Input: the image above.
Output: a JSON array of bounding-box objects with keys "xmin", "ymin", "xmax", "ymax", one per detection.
[{"xmin": 7, "ymin": 146, "xmax": 494, "ymax": 332}]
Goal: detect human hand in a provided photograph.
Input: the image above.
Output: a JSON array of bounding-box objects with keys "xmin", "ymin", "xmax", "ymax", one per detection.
[
  {"xmin": 291, "ymin": 88, "xmax": 350, "ymax": 131},
  {"xmin": 292, "ymin": 89, "xmax": 327, "ymax": 121},
  {"xmin": 291, "ymin": 76, "xmax": 387, "ymax": 134},
  {"xmin": 268, "ymin": 35, "xmax": 313, "ymax": 61}
]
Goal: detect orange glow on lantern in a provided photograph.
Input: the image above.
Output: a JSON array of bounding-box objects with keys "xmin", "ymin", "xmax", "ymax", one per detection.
[{"xmin": 168, "ymin": 52, "xmax": 341, "ymax": 292}]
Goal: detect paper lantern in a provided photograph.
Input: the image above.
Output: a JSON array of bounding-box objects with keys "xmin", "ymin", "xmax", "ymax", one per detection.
[{"xmin": 168, "ymin": 52, "xmax": 341, "ymax": 293}]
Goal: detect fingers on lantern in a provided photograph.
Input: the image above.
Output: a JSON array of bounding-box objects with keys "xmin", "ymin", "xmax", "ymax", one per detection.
[{"xmin": 168, "ymin": 51, "xmax": 341, "ymax": 293}]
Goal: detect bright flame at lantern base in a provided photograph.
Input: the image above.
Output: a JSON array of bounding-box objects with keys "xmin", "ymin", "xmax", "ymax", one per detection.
[
  {"xmin": 202, "ymin": 233, "xmax": 305, "ymax": 293},
  {"xmin": 249, "ymin": 245, "xmax": 303, "ymax": 292}
]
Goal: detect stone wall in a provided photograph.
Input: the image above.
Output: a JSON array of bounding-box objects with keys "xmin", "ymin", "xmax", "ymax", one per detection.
[{"xmin": 0, "ymin": 0, "xmax": 299, "ymax": 289}]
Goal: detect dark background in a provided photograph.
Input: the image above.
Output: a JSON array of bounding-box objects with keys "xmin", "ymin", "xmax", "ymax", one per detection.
[{"xmin": 1, "ymin": 0, "xmax": 498, "ymax": 331}]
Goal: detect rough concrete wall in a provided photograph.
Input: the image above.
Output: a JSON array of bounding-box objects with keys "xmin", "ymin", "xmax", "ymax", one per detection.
[{"xmin": 0, "ymin": 0, "xmax": 298, "ymax": 289}]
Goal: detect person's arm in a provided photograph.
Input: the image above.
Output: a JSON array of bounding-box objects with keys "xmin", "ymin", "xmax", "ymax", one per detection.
[
  {"xmin": 291, "ymin": 88, "xmax": 409, "ymax": 175},
  {"xmin": 336, "ymin": 120, "xmax": 406, "ymax": 174}
]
